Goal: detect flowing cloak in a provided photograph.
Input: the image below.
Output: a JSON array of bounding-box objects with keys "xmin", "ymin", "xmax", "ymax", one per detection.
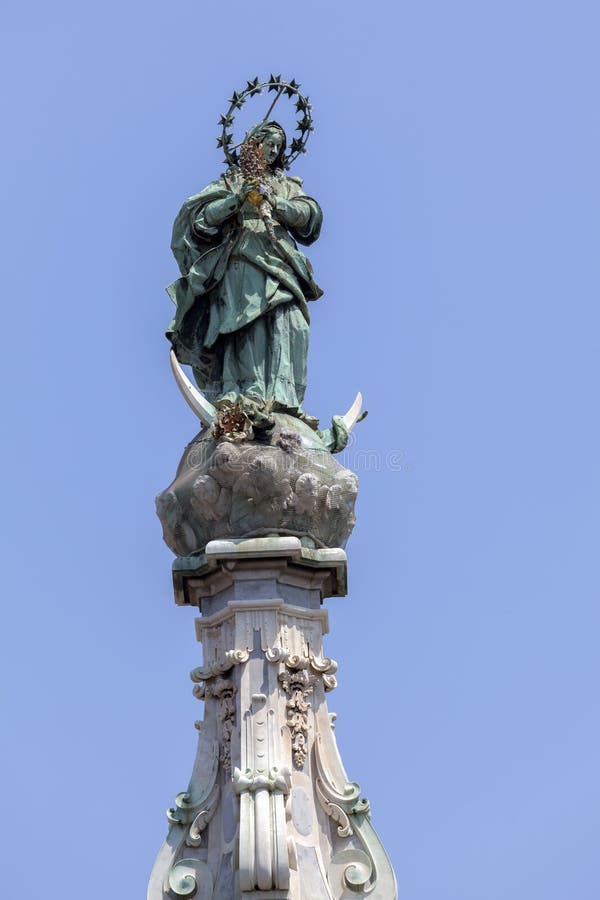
[{"xmin": 166, "ymin": 167, "xmax": 323, "ymax": 385}]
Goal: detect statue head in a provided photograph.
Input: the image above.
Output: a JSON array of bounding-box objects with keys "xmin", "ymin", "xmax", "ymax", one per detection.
[{"xmin": 244, "ymin": 120, "xmax": 287, "ymax": 169}]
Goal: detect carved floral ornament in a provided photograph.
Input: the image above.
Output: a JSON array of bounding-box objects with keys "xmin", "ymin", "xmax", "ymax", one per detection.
[
  {"xmin": 193, "ymin": 675, "xmax": 237, "ymax": 772},
  {"xmin": 279, "ymin": 666, "xmax": 318, "ymax": 767},
  {"xmin": 191, "ymin": 646, "xmax": 338, "ymax": 773}
]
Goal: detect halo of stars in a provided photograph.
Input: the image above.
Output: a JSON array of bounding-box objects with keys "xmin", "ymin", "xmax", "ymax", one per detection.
[{"xmin": 217, "ymin": 75, "xmax": 314, "ymax": 170}]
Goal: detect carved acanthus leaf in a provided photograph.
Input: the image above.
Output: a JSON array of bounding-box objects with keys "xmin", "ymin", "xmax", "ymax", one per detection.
[
  {"xmin": 279, "ymin": 667, "xmax": 318, "ymax": 767},
  {"xmin": 315, "ymin": 779, "xmax": 354, "ymax": 837},
  {"xmin": 196, "ymin": 675, "xmax": 237, "ymax": 772}
]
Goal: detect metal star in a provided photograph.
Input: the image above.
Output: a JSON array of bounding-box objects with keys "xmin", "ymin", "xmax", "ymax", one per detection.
[
  {"xmin": 284, "ymin": 78, "xmax": 300, "ymax": 97},
  {"xmin": 228, "ymin": 91, "xmax": 245, "ymax": 109}
]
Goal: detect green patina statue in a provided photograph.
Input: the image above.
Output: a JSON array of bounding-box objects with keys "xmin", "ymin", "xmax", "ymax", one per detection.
[
  {"xmin": 165, "ymin": 77, "xmax": 364, "ymax": 451},
  {"xmin": 166, "ymin": 118, "xmax": 323, "ymax": 426},
  {"xmin": 157, "ymin": 77, "xmax": 367, "ymax": 558}
]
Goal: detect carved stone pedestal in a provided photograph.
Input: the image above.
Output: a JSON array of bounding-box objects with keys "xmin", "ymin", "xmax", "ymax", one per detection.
[{"xmin": 148, "ymin": 537, "xmax": 397, "ymax": 899}]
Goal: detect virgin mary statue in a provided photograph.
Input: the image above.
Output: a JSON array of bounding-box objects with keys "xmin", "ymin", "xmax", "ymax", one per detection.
[{"xmin": 166, "ymin": 120, "xmax": 323, "ymax": 421}]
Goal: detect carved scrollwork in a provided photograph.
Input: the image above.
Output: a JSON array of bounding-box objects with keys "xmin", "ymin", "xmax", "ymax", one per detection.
[
  {"xmin": 165, "ymin": 740, "xmax": 220, "ymax": 847},
  {"xmin": 265, "ymin": 646, "xmax": 288, "ymax": 664},
  {"xmin": 266, "ymin": 646, "xmax": 338, "ymax": 678},
  {"xmin": 190, "ymin": 648, "xmax": 250, "ymax": 683},
  {"xmin": 191, "ymin": 650, "xmax": 246, "ymax": 773},
  {"xmin": 166, "ymin": 791, "xmax": 196, "ymax": 828},
  {"xmin": 185, "ymin": 783, "xmax": 220, "ymax": 847},
  {"xmin": 323, "ymin": 673, "xmax": 338, "ymax": 692},
  {"xmin": 314, "ymin": 728, "xmax": 362, "ymax": 839},
  {"xmin": 310, "ymin": 655, "xmax": 338, "ymax": 675},
  {"xmin": 168, "ymin": 858, "xmax": 214, "ymax": 898},
  {"xmin": 315, "ymin": 780, "xmax": 353, "ymax": 838},
  {"xmin": 315, "ymin": 732, "xmax": 397, "ymax": 898},
  {"xmin": 328, "ymin": 814, "xmax": 398, "ymax": 899},
  {"xmin": 196, "ymin": 675, "xmax": 236, "ymax": 772},
  {"xmin": 328, "ymin": 848, "xmax": 374, "ymax": 896}
]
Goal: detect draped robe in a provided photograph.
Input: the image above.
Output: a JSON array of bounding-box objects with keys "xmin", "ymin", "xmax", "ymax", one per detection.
[{"xmin": 166, "ymin": 166, "xmax": 323, "ymax": 409}]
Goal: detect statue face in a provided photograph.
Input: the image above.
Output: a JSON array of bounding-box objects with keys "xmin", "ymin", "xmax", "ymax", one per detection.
[{"xmin": 261, "ymin": 130, "xmax": 283, "ymax": 165}]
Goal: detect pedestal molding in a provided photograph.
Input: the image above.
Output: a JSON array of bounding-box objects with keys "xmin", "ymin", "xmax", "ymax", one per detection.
[{"xmin": 194, "ymin": 598, "xmax": 330, "ymax": 639}]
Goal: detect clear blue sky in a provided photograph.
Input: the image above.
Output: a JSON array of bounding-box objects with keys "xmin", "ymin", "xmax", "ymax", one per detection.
[{"xmin": 2, "ymin": 2, "xmax": 599, "ymax": 897}]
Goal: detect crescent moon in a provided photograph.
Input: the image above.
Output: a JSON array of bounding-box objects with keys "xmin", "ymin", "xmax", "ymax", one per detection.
[
  {"xmin": 170, "ymin": 350, "xmax": 217, "ymax": 427},
  {"xmin": 340, "ymin": 392, "xmax": 363, "ymax": 432},
  {"xmin": 170, "ymin": 349, "xmax": 363, "ymax": 437}
]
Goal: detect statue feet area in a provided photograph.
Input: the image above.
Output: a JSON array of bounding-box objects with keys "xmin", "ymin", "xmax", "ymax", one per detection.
[{"xmin": 147, "ymin": 538, "xmax": 397, "ymax": 899}]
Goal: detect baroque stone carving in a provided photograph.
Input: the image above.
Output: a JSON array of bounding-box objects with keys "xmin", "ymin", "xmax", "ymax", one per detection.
[
  {"xmin": 279, "ymin": 666, "xmax": 317, "ymax": 767},
  {"xmin": 232, "ymin": 765, "xmax": 292, "ymax": 795},
  {"xmin": 168, "ymin": 858, "xmax": 214, "ymax": 899},
  {"xmin": 166, "ymin": 749, "xmax": 220, "ymax": 850},
  {"xmin": 314, "ymin": 730, "xmax": 397, "ymax": 898},
  {"xmin": 265, "ymin": 646, "xmax": 338, "ymax": 685},
  {"xmin": 197, "ymin": 676, "xmax": 236, "ymax": 773},
  {"xmin": 186, "ymin": 784, "xmax": 221, "ymax": 847},
  {"xmin": 236, "ymin": 693, "xmax": 292, "ymax": 893},
  {"xmin": 190, "ymin": 648, "xmax": 250, "ymax": 683},
  {"xmin": 271, "ymin": 649, "xmax": 337, "ymax": 768},
  {"xmin": 156, "ymin": 414, "xmax": 358, "ymax": 556},
  {"xmin": 159, "ymin": 740, "xmax": 222, "ymax": 899},
  {"xmin": 191, "ymin": 654, "xmax": 248, "ymax": 773}
]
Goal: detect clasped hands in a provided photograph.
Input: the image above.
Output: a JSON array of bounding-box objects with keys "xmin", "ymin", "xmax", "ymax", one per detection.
[{"xmin": 235, "ymin": 182, "xmax": 277, "ymax": 211}]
